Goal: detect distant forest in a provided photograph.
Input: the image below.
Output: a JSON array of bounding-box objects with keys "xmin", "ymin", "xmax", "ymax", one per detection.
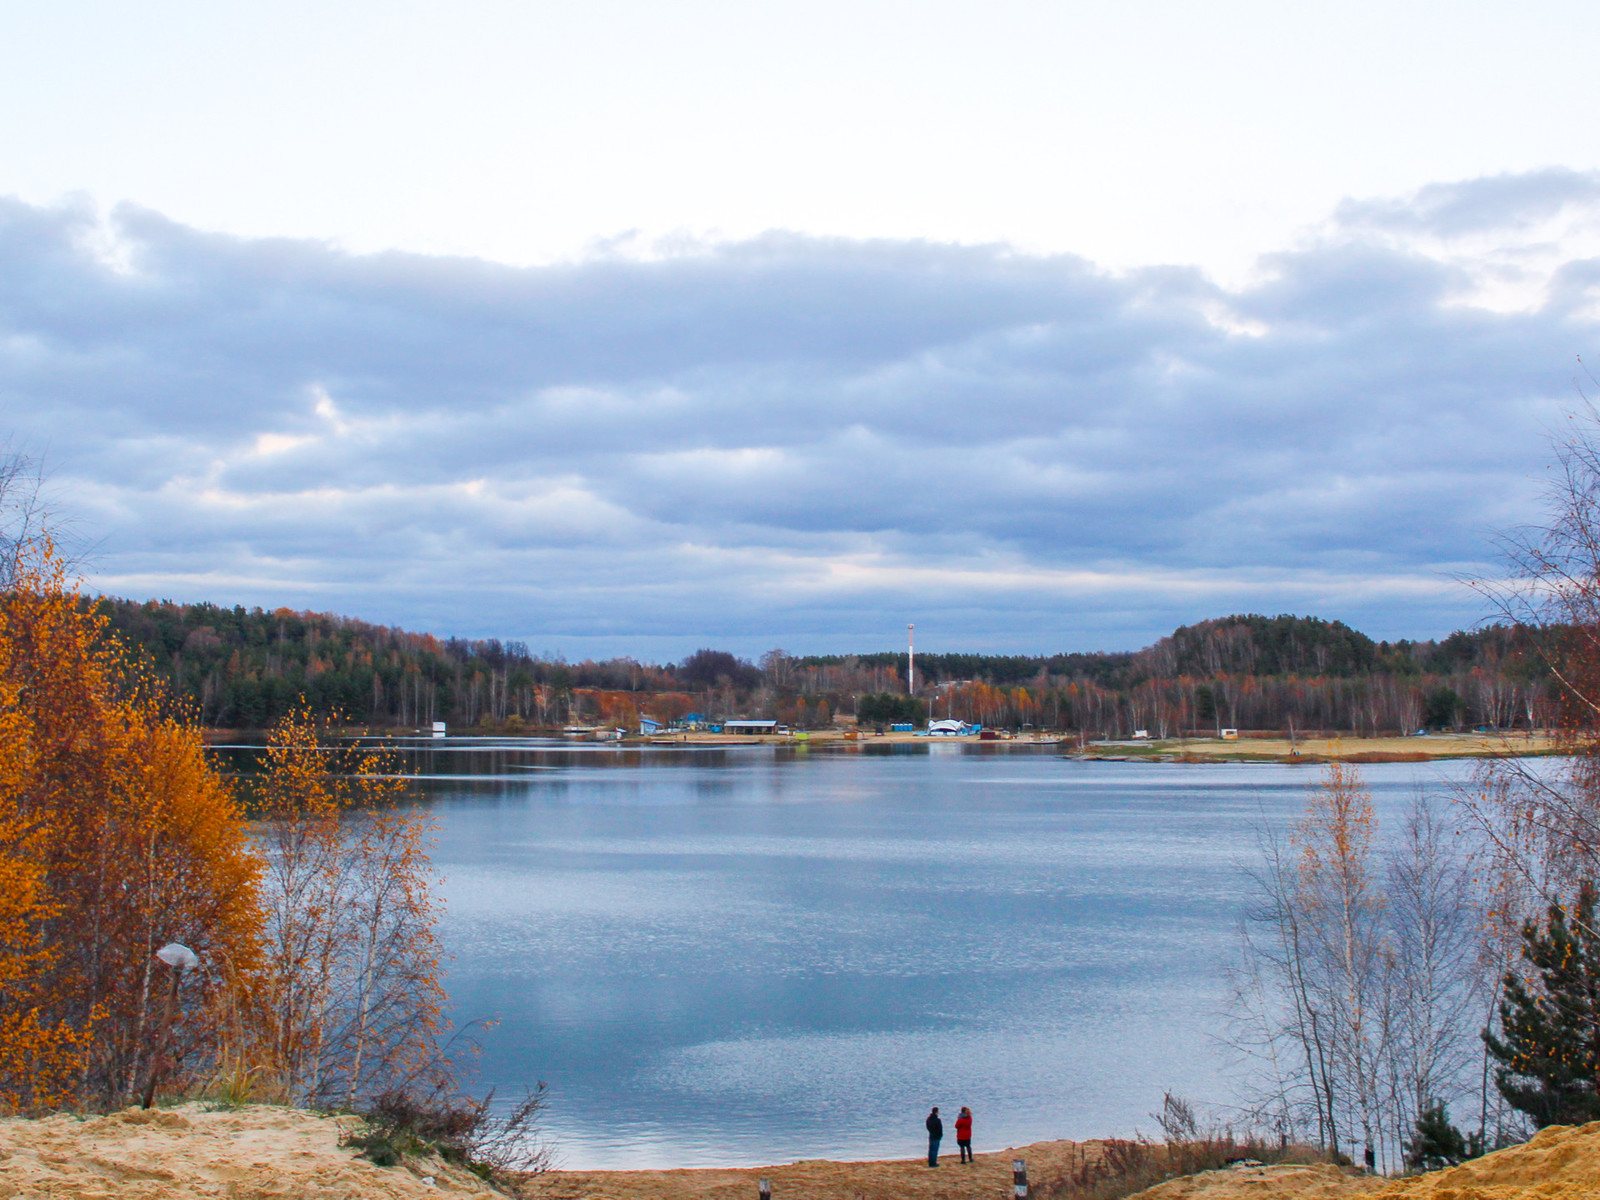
[{"xmin": 95, "ymin": 598, "xmax": 1550, "ymax": 736}]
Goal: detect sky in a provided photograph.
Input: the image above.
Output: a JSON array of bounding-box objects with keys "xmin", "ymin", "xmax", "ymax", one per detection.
[{"xmin": 4, "ymin": 1, "xmax": 1600, "ymax": 659}]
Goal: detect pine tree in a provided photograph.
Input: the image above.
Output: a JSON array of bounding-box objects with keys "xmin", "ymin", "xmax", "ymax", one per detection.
[
  {"xmin": 1483, "ymin": 881, "xmax": 1600, "ymax": 1126},
  {"xmin": 1405, "ymin": 1102, "xmax": 1481, "ymax": 1171}
]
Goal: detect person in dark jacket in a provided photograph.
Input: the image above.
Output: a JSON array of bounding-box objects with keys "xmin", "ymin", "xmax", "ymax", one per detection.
[
  {"xmin": 956, "ymin": 1106, "xmax": 973, "ymax": 1162},
  {"xmin": 926, "ymin": 1106, "xmax": 943, "ymax": 1167}
]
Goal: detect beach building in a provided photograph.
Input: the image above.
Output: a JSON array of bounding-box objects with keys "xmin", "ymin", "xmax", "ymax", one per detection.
[{"xmin": 724, "ymin": 719, "xmax": 779, "ymax": 735}]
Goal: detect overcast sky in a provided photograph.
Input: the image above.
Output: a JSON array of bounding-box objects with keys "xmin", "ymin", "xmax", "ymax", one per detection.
[{"xmin": 5, "ymin": 2, "xmax": 1600, "ymax": 658}]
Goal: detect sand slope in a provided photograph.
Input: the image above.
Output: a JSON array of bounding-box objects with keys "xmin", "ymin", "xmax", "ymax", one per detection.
[
  {"xmin": 0, "ymin": 1103, "xmax": 500, "ymax": 1200},
  {"xmin": 1123, "ymin": 1123, "xmax": 1600, "ymax": 1200},
  {"xmin": 1129, "ymin": 1162, "xmax": 1386, "ymax": 1200},
  {"xmin": 1373, "ymin": 1121, "xmax": 1600, "ymax": 1200}
]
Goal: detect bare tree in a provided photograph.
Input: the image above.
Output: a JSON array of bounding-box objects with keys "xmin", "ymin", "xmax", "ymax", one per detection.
[
  {"xmin": 1382, "ymin": 790, "xmax": 1486, "ymax": 1154},
  {"xmin": 0, "ymin": 445, "xmax": 74, "ymax": 588},
  {"xmin": 1229, "ymin": 766, "xmax": 1490, "ymax": 1169},
  {"xmin": 1226, "ymin": 823, "xmax": 1337, "ymax": 1147},
  {"xmin": 1464, "ymin": 398, "xmax": 1600, "ymax": 895}
]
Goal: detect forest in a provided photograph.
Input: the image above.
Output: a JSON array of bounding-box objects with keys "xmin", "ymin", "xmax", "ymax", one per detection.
[{"xmin": 97, "ymin": 596, "xmax": 1549, "ymax": 736}]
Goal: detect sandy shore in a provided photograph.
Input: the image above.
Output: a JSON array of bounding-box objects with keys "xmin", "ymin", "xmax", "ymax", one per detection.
[
  {"xmin": 1105, "ymin": 732, "xmax": 1559, "ymax": 762},
  {"xmin": 524, "ymin": 1123, "xmax": 1600, "ymax": 1200},
  {"xmin": 524, "ymin": 1139, "xmax": 1088, "ymax": 1200}
]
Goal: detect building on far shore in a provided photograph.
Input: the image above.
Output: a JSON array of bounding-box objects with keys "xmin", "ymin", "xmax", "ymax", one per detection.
[{"xmin": 724, "ymin": 719, "xmax": 779, "ymax": 735}]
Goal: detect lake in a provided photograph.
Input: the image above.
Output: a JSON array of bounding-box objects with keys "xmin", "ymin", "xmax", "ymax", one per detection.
[{"xmin": 389, "ymin": 740, "xmax": 1475, "ymax": 1169}]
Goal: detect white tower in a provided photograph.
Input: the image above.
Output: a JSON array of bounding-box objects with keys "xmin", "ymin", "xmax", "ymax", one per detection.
[{"xmin": 908, "ymin": 622, "xmax": 915, "ymax": 695}]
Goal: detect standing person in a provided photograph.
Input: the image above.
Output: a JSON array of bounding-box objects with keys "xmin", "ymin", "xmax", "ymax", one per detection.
[
  {"xmin": 925, "ymin": 1106, "xmax": 943, "ymax": 1167},
  {"xmin": 956, "ymin": 1106, "xmax": 973, "ymax": 1163}
]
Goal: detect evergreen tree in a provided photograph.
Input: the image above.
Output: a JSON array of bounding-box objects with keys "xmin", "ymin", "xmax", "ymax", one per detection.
[
  {"xmin": 1483, "ymin": 881, "xmax": 1600, "ymax": 1126},
  {"xmin": 1405, "ymin": 1102, "xmax": 1481, "ymax": 1171}
]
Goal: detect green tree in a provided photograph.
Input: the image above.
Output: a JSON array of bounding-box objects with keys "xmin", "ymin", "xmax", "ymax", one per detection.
[
  {"xmin": 1482, "ymin": 881, "xmax": 1600, "ymax": 1127},
  {"xmin": 1405, "ymin": 1102, "xmax": 1482, "ymax": 1171},
  {"xmin": 1423, "ymin": 686, "xmax": 1464, "ymax": 730}
]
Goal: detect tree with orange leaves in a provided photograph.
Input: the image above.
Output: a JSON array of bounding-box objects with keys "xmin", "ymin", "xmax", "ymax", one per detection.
[
  {"xmin": 0, "ymin": 633, "xmax": 96, "ymax": 1112},
  {"xmin": 0, "ymin": 538, "xmax": 266, "ymax": 1111}
]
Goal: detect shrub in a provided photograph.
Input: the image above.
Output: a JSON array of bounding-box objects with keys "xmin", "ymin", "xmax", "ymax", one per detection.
[{"xmin": 344, "ymin": 1083, "xmax": 551, "ymax": 1180}]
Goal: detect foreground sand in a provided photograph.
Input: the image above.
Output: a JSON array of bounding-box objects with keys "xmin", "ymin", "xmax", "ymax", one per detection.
[
  {"xmin": 5, "ymin": 1106, "xmax": 1600, "ymax": 1200},
  {"xmin": 1127, "ymin": 1123, "xmax": 1600, "ymax": 1200},
  {"xmin": 1375, "ymin": 1121, "xmax": 1600, "ymax": 1199},
  {"xmin": 0, "ymin": 1103, "xmax": 497, "ymax": 1199}
]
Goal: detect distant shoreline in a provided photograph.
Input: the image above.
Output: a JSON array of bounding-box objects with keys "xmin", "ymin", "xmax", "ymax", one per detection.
[{"xmin": 203, "ymin": 726, "xmax": 1560, "ymax": 764}]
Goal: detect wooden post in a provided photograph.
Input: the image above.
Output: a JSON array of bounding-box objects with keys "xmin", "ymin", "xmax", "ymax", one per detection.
[
  {"xmin": 140, "ymin": 943, "xmax": 199, "ymax": 1109},
  {"xmin": 758, "ymin": 1179, "xmax": 771, "ymax": 1200},
  {"xmin": 140, "ymin": 962, "xmax": 183, "ymax": 1108},
  {"xmin": 1013, "ymin": 1158, "xmax": 1028, "ymax": 1200}
]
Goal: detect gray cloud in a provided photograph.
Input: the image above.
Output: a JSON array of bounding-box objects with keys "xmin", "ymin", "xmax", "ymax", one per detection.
[
  {"xmin": 1333, "ymin": 168, "xmax": 1600, "ymax": 238},
  {"xmin": 4, "ymin": 176, "xmax": 1596, "ymax": 657}
]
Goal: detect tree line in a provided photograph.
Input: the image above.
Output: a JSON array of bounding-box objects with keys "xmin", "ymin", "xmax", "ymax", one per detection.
[{"xmin": 97, "ymin": 597, "xmax": 1551, "ymax": 735}]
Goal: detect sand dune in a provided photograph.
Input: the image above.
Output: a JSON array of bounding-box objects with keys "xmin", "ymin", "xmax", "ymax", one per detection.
[
  {"xmin": 0, "ymin": 1103, "xmax": 496, "ymax": 1200},
  {"xmin": 1128, "ymin": 1162, "xmax": 1386, "ymax": 1200},
  {"xmin": 1373, "ymin": 1121, "xmax": 1600, "ymax": 1200},
  {"xmin": 1123, "ymin": 1123, "xmax": 1600, "ymax": 1200}
]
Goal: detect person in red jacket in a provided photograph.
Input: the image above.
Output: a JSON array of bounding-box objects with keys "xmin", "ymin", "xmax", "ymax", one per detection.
[{"xmin": 955, "ymin": 1106, "xmax": 974, "ymax": 1163}]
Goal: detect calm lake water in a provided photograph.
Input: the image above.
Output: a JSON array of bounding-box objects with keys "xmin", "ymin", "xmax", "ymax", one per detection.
[{"xmin": 365, "ymin": 739, "xmax": 1485, "ymax": 1169}]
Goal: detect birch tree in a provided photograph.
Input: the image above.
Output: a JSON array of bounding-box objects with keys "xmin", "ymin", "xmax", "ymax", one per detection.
[
  {"xmin": 253, "ymin": 708, "xmax": 449, "ymax": 1107},
  {"xmin": 1230, "ymin": 765, "xmax": 1488, "ymax": 1167}
]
